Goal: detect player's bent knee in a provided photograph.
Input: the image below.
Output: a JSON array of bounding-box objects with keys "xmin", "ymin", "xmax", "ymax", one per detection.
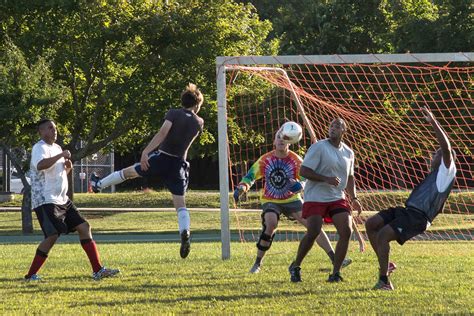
[
  {"xmin": 339, "ymin": 227, "xmax": 353, "ymax": 240},
  {"xmin": 307, "ymin": 227, "xmax": 322, "ymax": 240},
  {"xmin": 366, "ymin": 215, "xmax": 384, "ymax": 232},
  {"xmin": 256, "ymin": 232, "xmax": 274, "ymax": 252},
  {"xmin": 265, "ymin": 223, "xmax": 277, "ymax": 234},
  {"xmin": 45, "ymin": 234, "xmax": 59, "ymax": 242}
]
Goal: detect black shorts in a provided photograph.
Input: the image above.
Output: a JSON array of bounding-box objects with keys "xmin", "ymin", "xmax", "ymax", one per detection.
[
  {"xmin": 378, "ymin": 206, "xmax": 429, "ymax": 245},
  {"xmin": 262, "ymin": 201, "xmax": 302, "ymax": 221},
  {"xmin": 134, "ymin": 151, "xmax": 190, "ymax": 196},
  {"xmin": 34, "ymin": 201, "xmax": 87, "ymax": 238}
]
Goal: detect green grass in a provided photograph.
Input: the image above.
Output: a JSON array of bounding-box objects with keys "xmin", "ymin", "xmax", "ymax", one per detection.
[
  {"xmin": 0, "ymin": 242, "xmax": 472, "ymax": 314},
  {"xmin": 1, "ymin": 191, "xmax": 472, "ymax": 237},
  {"xmin": 1, "ymin": 190, "xmax": 473, "ymax": 213},
  {"xmin": 1, "ymin": 210, "xmax": 473, "ymax": 236}
]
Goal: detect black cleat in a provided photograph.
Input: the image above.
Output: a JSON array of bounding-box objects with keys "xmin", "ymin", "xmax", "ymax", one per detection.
[
  {"xmin": 289, "ymin": 262, "xmax": 302, "ymax": 282},
  {"xmin": 180, "ymin": 230, "xmax": 191, "ymax": 259},
  {"xmin": 327, "ymin": 272, "xmax": 344, "ymax": 283},
  {"xmin": 90, "ymin": 173, "xmax": 101, "ymax": 193}
]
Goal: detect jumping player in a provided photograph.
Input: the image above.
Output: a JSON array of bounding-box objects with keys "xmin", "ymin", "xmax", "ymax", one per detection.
[
  {"xmin": 365, "ymin": 107, "xmax": 456, "ymax": 290},
  {"xmin": 91, "ymin": 83, "xmax": 204, "ymax": 259}
]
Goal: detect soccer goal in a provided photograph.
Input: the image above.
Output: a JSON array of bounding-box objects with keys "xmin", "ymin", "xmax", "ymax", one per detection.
[{"xmin": 216, "ymin": 53, "xmax": 474, "ymax": 259}]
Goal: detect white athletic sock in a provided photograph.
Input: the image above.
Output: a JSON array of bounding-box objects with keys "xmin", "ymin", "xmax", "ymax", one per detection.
[
  {"xmin": 177, "ymin": 207, "xmax": 190, "ymax": 233},
  {"xmin": 98, "ymin": 170, "xmax": 126, "ymax": 189}
]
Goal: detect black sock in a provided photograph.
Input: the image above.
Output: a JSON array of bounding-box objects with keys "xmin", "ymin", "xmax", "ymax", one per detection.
[
  {"xmin": 255, "ymin": 257, "xmax": 263, "ymax": 265},
  {"xmin": 327, "ymin": 250, "xmax": 335, "ymax": 263},
  {"xmin": 379, "ymin": 275, "xmax": 389, "ymax": 284}
]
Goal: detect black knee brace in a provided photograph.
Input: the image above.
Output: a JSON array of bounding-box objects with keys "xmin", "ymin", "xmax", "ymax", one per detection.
[{"xmin": 256, "ymin": 226, "xmax": 275, "ymax": 252}]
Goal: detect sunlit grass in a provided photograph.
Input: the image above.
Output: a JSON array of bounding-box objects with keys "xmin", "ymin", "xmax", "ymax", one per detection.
[{"xmin": 0, "ymin": 242, "xmax": 472, "ymax": 314}]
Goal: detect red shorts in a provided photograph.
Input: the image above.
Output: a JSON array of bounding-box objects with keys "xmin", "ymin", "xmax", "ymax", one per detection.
[{"xmin": 302, "ymin": 199, "xmax": 351, "ymax": 223}]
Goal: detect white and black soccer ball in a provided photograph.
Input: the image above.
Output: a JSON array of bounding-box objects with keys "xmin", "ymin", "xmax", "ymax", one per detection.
[{"xmin": 279, "ymin": 121, "xmax": 303, "ymax": 144}]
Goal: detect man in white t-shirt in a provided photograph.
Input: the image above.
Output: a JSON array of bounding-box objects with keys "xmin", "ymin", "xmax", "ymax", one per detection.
[
  {"xmin": 289, "ymin": 118, "xmax": 362, "ymax": 283},
  {"xmin": 366, "ymin": 107, "xmax": 457, "ymax": 290},
  {"xmin": 24, "ymin": 119, "xmax": 119, "ymax": 282}
]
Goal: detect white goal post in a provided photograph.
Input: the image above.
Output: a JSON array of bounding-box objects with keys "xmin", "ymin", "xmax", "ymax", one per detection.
[{"xmin": 216, "ymin": 52, "xmax": 473, "ymax": 260}]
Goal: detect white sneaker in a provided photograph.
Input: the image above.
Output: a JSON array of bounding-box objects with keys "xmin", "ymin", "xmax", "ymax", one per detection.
[
  {"xmin": 249, "ymin": 263, "xmax": 261, "ymax": 274},
  {"xmin": 341, "ymin": 258, "xmax": 353, "ymax": 268},
  {"xmin": 93, "ymin": 266, "xmax": 120, "ymax": 281}
]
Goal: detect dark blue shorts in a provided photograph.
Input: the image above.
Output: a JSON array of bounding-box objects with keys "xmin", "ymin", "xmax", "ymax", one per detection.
[{"xmin": 134, "ymin": 151, "xmax": 190, "ymax": 196}]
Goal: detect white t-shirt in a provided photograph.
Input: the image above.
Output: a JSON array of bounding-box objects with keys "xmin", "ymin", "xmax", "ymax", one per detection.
[
  {"xmin": 436, "ymin": 157, "xmax": 456, "ymax": 192},
  {"xmin": 30, "ymin": 140, "xmax": 69, "ymax": 209},
  {"xmin": 302, "ymin": 139, "xmax": 354, "ymax": 202}
]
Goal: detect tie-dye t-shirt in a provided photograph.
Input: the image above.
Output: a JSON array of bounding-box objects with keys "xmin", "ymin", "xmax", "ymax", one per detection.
[{"xmin": 239, "ymin": 151, "xmax": 304, "ymax": 204}]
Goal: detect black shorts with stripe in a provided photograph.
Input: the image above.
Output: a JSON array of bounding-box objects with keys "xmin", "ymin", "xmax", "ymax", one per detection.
[
  {"xmin": 378, "ymin": 206, "xmax": 429, "ymax": 245},
  {"xmin": 34, "ymin": 201, "xmax": 87, "ymax": 238}
]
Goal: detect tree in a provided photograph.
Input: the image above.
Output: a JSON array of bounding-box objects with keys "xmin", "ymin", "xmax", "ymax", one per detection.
[
  {"xmin": 0, "ymin": 39, "xmax": 66, "ymax": 233},
  {"xmin": 1, "ymin": 0, "xmax": 275, "ymax": 160}
]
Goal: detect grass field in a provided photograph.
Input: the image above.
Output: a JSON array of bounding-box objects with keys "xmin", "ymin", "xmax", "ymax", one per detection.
[
  {"xmin": 1, "ymin": 191, "xmax": 473, "ymax": 237},
  {"xmin": 0, "ymin": 191, "xmax": 473, "ymax": 314},
  {"xmin": 0, "ymin": 241, "xmax": 472, "ymax": 314}
]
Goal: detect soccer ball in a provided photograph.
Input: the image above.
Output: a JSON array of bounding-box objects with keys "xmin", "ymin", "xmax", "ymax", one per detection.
[{"xmin": 279, "ymin": 121, "xmax": 303, "ymax": 144}]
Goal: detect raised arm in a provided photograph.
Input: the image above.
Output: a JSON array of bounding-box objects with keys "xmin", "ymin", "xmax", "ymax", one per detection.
[{"xmin": 421, "ymin": 106, "xmax": 453, "ymax": 167}]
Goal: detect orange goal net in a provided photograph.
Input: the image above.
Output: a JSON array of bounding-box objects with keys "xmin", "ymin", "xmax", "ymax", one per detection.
[{"xmin": 216, "ymin": 53, "xmax": 473, "ymax": 258}]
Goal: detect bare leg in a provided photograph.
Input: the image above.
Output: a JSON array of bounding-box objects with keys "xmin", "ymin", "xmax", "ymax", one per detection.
[
  {"xmin": 76, "ymin": 221, "xmax": 92, "ymax": 240},
  {"xmin": 122, "ymin": 164, "xmax": 141, "ymax": 179},
  {"xmin": 294, "ymin": 215, "xmax": 323, "ymax": 266},
  {"xmin": 293, "ymin": 211, "xmax": 334, "ymax": 254},
  {"xmin": 37, "ymin": 234, "xmax": 59, "ymax": 253},
  {"xmin": 365, "ymin": 214, "xmax": 385, "ymax": 256},
  {"xmin": 376, "ymin": 225, "xmax": 398, "ymax": 276},
  {"xmin": 331, "ymin": 212, "xmax": 352, "ymax": 274}
]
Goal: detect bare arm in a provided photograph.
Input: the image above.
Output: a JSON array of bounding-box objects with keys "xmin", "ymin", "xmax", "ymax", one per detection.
[
  {"xmin": 352, "ymin": 218, "xmax": 366, "ymax": 252},
  {"xmin": 422, "ymin": 106, "xmax": 453, "ymax": 167},
  {"xmin": 346, "ymin": 175, "xmax": 362, "ymax": 215},
  {"xmin": 300, "ymin": 165, "xmax": 340, "ymax": 186},
  {"xmin": 37, "ymin": 150, "xmax": 71, "ymax": 171},
  {"xmin": 140, "ymin": 120, "xmax": 172, "ymax": 171}
]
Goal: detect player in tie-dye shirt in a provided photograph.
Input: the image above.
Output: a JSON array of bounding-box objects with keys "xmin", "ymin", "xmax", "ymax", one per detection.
[{"xmin": 234, "ymin": 131, "xmax": 352, "ymax": 274}]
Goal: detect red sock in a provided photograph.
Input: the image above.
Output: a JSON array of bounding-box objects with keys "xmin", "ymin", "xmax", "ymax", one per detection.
[
  {"xmin": 80, "ymin": 239, "xmax": 102, "ymax": 273},
  {"xmin": 26, "ymin": 249, "xmax": 48, "ymax": 278}
]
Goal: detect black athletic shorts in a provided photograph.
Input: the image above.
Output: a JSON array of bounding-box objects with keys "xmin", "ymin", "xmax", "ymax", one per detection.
[
  {"xmin": 34, "ymin": 201, "xmax": 87, "ymax": 238},
  {"xmin": 378, "ymin": 206, "xmax": 429, "ymax": 245},
  {"xmin": 134, "ymin": 151, "xmax": 190, "ymax": 196}
]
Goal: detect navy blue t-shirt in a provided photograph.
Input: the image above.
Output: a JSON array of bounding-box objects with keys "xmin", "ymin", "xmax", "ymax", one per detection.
[{"xmin": 159, "ymin": 108, "xmax": 203, "ymax": 159}]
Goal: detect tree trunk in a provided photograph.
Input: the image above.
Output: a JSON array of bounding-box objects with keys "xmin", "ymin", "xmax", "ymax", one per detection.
[{"xmin": 21, "ymin": 187, "xmax": 33, "ymax": 234}]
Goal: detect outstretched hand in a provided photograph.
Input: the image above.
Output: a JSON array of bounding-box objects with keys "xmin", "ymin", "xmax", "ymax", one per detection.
[{"xmin": 421, "ymin": 106, "xmax": 435, "ymax": 123}]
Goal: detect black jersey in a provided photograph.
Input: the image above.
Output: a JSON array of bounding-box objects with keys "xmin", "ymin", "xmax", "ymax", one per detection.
[
  {"xmin": 159, "ymin": 108, "xmax": 203, "ymax": 159},
  {"xmin": 405, "ymin": 163, "xmax": 455, "ymax": 222}
]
